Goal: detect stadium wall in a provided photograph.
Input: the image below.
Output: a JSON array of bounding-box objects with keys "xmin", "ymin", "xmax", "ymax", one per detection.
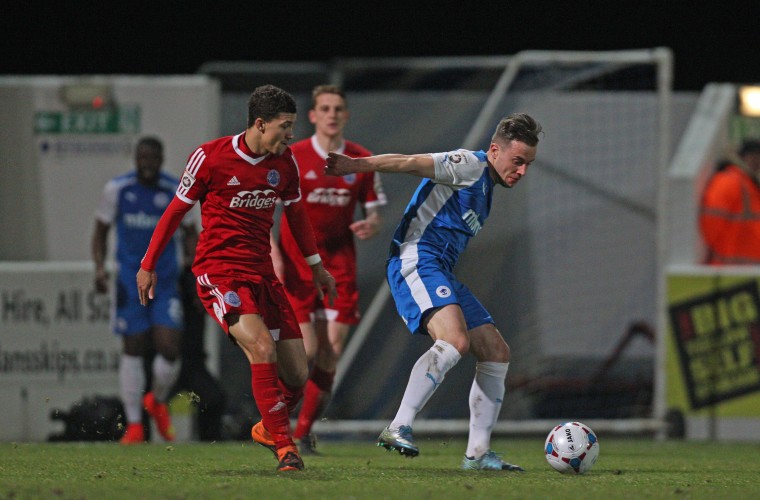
[
  {"xmin": 7, "ymin": 59, "xmax": 757, "ymax": 442},
  {"xmin": 0, "ymin": 76, "xmax": 220, "ymax": 441},
  {"xmin": 0, "ymin": 76, "xmax": 220, "ymax": 261}
]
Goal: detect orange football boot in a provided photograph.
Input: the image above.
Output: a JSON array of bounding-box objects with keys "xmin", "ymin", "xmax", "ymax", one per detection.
[
  {"xmin": 143, "ymin": 392, "xmax": 175, "ymax": 441},
  {"xmin": 119, "ymin": 423, "xmax": 145, "ymax": 445},
  {"xmin": 276, "ymin": 445, "xmax": 304, "ymax": 471},
  {"xmin": 251, "ymin": 420, "xmax": 277, "ymax": 458}
]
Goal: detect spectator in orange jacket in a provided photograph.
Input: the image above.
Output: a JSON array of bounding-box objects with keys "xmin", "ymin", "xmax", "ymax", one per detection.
[{"xmin": 699, "ymin": 139, "xmax": 760, "ymax": 264}]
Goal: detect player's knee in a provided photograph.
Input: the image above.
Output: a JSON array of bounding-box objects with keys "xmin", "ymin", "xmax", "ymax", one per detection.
[
  {"xmin": 153, "ymin": 334, "xmax": 181, "ymax": 361},
  {"xmin": 443, "ymin": 334, "xmax": 470, "ymax": 355},
  {"xmin": 122, "ymin": 333, "xmax": 148, "ymax": 356},
  {"xmin": 158, "ymin": 347, "xmax": 180, "ymax": 362},
  {"xmin": 319, "ymin": 342, "xmax": 342, "ymax": 363},
  {"xmin": 281, "ymin": 363, "xmax": 308, "ymax": 388},
  {"xmin": 235, "ymin": 334, "xmax": 276, "ymax": 363},
  {"xmin": 295, "ymin": 366, "xmax": 309, "ymax": 387},
  {"xmin": 492, "ymin": 327, "xmax": 511, "ymax": 362},
  {"xmin": 304, "ymin": 344, "xmax": 318, "ymax": 363},
  {"xmin": 470, "ymin": 324, "xmax": 510, "ymax": 362},
  {"xmin": 492, "ymin": 341, "xmax": 510, "ymax": 363},
  {"xmin": 250, "ymin": 341, "xmax": 277, "ymax": 361}
]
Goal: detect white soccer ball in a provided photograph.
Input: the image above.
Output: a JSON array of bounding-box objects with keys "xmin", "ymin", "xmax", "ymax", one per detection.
[{"xmin": 544, "ymin": 421, "xmax": 599, "ymax": 474}]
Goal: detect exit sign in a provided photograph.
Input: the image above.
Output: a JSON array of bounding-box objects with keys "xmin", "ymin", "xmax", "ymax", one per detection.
[{"xmin": 34, "ymin": 106, "xmax": 141, "ymax": 134}]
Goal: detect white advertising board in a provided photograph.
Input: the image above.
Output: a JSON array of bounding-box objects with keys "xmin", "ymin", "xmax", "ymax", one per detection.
[{"xmin": 0, "ymin": 262, "xmax": 119, "ymax": 441}]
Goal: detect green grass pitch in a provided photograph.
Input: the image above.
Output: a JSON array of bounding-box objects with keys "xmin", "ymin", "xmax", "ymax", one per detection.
[{"xmin": 2, "ymin": 436, "xmax": 759, "ymax": 499}]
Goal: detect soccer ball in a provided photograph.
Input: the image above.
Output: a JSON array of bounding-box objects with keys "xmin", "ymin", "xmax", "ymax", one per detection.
[{"xmin": 544, "ymin": 421, "xmax": 599, "ymax": 474}]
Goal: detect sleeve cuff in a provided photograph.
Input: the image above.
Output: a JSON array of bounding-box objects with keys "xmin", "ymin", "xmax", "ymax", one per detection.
[{"xmin": 304, "ymin": 253, "xmax": 322, "ymax": 266}]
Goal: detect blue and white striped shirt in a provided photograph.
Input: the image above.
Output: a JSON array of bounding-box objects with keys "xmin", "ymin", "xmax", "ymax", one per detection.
[{"xmin": 390, "ymin": 149, "xmax": 493, "ymax": 271}]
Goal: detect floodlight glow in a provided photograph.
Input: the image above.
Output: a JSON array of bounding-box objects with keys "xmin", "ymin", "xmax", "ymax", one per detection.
[{"xmin": 739, "ymin": 85, "xmax": 760, "ymax": 117}]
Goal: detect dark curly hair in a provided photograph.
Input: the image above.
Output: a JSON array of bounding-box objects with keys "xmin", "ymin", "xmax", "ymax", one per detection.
[{"xmin": 247, "ymin": 85, "xmax": 297, "ymax": 127}]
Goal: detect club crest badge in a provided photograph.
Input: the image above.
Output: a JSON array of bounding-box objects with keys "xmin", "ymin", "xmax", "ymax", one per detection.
[
  {"xmin": 267, "ymin": 169, "xmax": 280, "ymax": 187},
  {"xmin": 223, "ymin": 291, "xmax": 241, "ymax": 307},
  {"xmin": 181, "ymin": 171, "xmax": 195, "ymax": 188}
]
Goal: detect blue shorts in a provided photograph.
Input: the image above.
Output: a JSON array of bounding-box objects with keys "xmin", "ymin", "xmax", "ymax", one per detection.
[
  {"xmin": 112, "ymin": 270, "xmax": 183, "ymax": 336},
  {"xmin": 386, "ymin": 256, "xmax": 493, "ymax": 335}
]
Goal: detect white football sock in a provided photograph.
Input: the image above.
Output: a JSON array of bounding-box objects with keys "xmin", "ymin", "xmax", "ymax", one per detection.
[
  {"xmin": 466, "ymin": 361, "xmax": 509, "ymax": 459},
  {"xmin": 151, "ymin": 354, "xmax": 181, "ymax": 403},
  {"xmin": 119, "ymin": 354, "xmax": 145, "ymax": 424},
  {"xmin": 391, "ymin": 339, "xmax": 461, "ymax": 429}
]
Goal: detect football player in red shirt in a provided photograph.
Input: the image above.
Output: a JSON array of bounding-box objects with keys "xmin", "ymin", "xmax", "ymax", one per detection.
[
  {"xmin": 271, "ymin": 85, "xmax": 387, "ymax": 454},
  {"xmin": 137, "ymin": 85, "xmax": 336, "ymax": 472}
]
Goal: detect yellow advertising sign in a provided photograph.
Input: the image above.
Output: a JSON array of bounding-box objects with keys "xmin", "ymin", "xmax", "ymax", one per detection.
[{"xmin": 667, "ymin": 273, "xmax": 760, "ymax": 416}]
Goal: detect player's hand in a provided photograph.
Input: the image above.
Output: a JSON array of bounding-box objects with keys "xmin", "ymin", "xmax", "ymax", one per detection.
[
  {"xmin": 350, "ymin": 219, "xmax": 379, "ymax": 240},
  {"xmin": 136, "ymin": 268, "xmax": 157, "ymax": 306},
  {"xmin": 94, "ymin": 268, "xmax": 109, "ymax": 294},
  {"xmin": 325, "ymin": 152, "xmax": 357, "ymax": 176},
  {"xmin": 311, "ymin": 262, "xmax": 337, "ymax": 306}
]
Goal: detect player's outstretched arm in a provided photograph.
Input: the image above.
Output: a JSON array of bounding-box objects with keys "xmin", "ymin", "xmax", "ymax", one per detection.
[
  {"xmin": 325, "ymin": 152, "xmax": 435, "ymax": 178},
  {"xmin": 137, "ymin": 196, "xmax": 193, "ymax": 305}
]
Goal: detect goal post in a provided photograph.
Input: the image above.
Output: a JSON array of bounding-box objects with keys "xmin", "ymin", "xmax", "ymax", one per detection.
[
  {"xmin": 337, "ymin": 49, "xmax": 673, "ymax": 437},
  {"xmin": 200, "ymin": 49, "xmax": 676, "ymax": 437}
]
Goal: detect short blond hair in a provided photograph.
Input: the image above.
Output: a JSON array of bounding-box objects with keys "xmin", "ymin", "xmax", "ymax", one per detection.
[{"xmin": 311, "ymin": 85, "xmax": 347, "ymax": 110}]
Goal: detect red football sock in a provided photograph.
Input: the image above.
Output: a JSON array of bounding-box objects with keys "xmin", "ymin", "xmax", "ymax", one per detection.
[
  {"xmin": 294, "ymin": 366, "xmax": 334, "ymax": 439},
  {"xmin": 250, "ymin": 363, "xmax": 293, "ymax": 450},
  {"xmin": 279, "ymin": 379, "xmax": 304, "ymax": 414}
]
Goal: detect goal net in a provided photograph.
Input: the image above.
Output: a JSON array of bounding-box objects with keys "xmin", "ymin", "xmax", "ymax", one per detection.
[{"xmin": 200, "ymin": 49, "xmax": 673, "ymax": 437}]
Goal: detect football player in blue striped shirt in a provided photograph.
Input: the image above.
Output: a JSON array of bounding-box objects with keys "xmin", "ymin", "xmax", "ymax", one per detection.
[{"xmin": 325, "ymin": 113, "xmax": 541, "ymax": 471}]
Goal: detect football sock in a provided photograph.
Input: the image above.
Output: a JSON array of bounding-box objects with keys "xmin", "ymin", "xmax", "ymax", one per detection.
[
  {"xmin": 251, "ymin": 363, "xmax": 293, "ymax": 449},
  {"xmin": 119, "ymin": 354, "xmax": 145, "ymax": 424},
  {"xmin": 391, "ymin": 339, "xmax": 461, "ymax": 429},
  {"xmin": 465, "ymin": 361, "xmax": 509, "ymax": 459},
  {"xmin": 152, "ymin": 354, "xmax": 181, "ymax": 403},
  {"xmin": 294, "ymin": 366, "xmax": 335, "ymax": 439},
  {"xmin": 278, "ymin": 378, "xmax": 304, "ymax": 414}
]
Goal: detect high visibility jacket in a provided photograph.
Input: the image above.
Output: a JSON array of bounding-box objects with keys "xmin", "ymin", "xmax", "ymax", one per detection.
[{"xmin": 699, "ymin": 164, "xmax": 760, "ymax": 264}]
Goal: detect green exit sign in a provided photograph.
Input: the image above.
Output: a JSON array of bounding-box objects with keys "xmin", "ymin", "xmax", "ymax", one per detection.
[
  {"xmin": 729, "ymin": 115, "xmax": 760, "ymax": 143},
  {"xmin": 34, "ymin": 106, "xmax": 141, "ymax": 134}
]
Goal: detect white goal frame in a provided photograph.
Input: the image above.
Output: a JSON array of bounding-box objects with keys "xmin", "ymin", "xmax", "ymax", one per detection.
[
  {"xmin": 201, "ymin": 49, "xmax": 674, "ymax": 437},
  {"xmin": 334, "ymin": 49, "xmax": 673, "ymax": 437}
]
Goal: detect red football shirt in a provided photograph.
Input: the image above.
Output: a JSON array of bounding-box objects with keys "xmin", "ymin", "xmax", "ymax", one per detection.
[
  {"xmin": 177, "ymin": 132, "xmax": 302, "ymax": 278},
  {"xmin": 279, "ymin": 135, "xmax": 387, "ymax": 282}
]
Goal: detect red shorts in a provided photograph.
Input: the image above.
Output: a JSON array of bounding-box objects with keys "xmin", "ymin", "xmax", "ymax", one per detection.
[
  {"xmin": 195, "ymin": 273, "xmax": 302, "ymax": 341},
  {"xmin": 284, "ymin": 276, "xmax": 360, "ymax": 325}
]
